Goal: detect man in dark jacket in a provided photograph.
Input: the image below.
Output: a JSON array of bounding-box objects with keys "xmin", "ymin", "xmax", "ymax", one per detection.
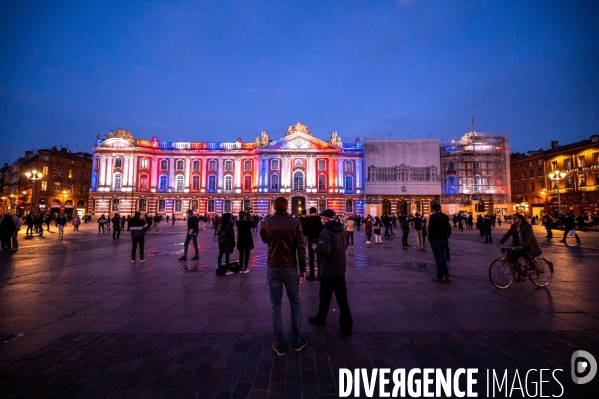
[
  {"xmin": 260, "ymin": 197, "xmax": 307, "ymax": 356},
  {"xmin": 178, "ymin": 210, "xmax": 199, "ymax": 260},
  {"xmin": 561, "ymin": 213, "xmax": 581, "ymax": 243},
  {"xmin": 482, "ymin": 215, "xmax": 493, "ymax": 243},
  {"xmin": 111, "ymin": 213, "xmax": 122, "ymax": 240},
  {"xmin": 428, "ymin": 203, "xmax": 452, "ymax": 283},
  {"xmin": 309, "ymin": 209, "xmax": 353, "ymax": 335},
  {"xmin": 129, "ymin": 212, "xmax": 147, "ymax": 263},
  {"xmin": 302, "ymin": 207, "xmax": 324, "ymax": 281}
]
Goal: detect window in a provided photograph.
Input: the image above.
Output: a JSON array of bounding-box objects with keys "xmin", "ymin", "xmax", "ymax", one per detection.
[
  {"xmin": 192, "ymin": 160, "xmax": 200, "ymax": 171},
  {"xmin": 513, "ymin": 173, "xmax": 518, "ymax": 181},
  {"xmin": 54, "ymin": 181, "xmax": 61, "ymax": 191},
  {"xmin": 224, "ymin": 175, "xmax": 232, "ymax": 191},
  {"xmin": 579, "ymin": 174, "xmax": 587, "ymax": 187},
  {"xmin": 512, "ymin": 164, "xmax": 517, "ymax": 170},
  {"xmin": 114, "ymin": 158, "xmax": 122, "ymax": 168},
  {"xmin": 318, "ymin": 160, "xmax": 326, "ymax": 170},
  {"xmin": 244, "ymin": 176, "xmax": 252, "ymax": 191},
  {"xmin": 270, "ymin": 174, "xmax": 279, "ymax": 191},
  {"xmin": 176, "ymin": 175, "xmax": 184, "ymax": 191},
  {"xmin": 224, "ymin": 200, "xmax": 231, "ymax": 213},
  {"xmin": 209, "ymin": 160, "xmax": 217, "ymax": 171},
  {"xmin": 139, "ymin": 174, "xmax": 149, "ymax": 191},
  {"xmin": 521, "ymin": 172, "xmax": 525, "ymax": 179},
  {"xmin": 55, "ymin": 167, "xmax": 62, "ymax": 177},
  {"xmin": 345, "ymin": 200, "xmax": 353, "ymax": 213},
  {"xmin": 80, "ymin": 171, "xmax": 87, "ymax": 180},
  {"xmin": 552, "ymin": 180, "xmax": 559, "ymax": 189},
  {"xmin": 271, "ymin": 159, "xmax": 279, "ymax": 170},
  {"xmin": 224, "ymin": 160, "xmax": 233, "ymax": 171},
  {"xmin": 159, "ymin": 175, "xmax": 168, "ymax": 190},
  {"xmin": 513, "ymin": 185, "xmax": 518, "ymax": 194},
  {"xmin": 529, "ymin": 170, "xmax": 534, "ymax": 178},
  {"xmin": 42, "ymin": 166, "xmax": 48, "ymax": 175},
  {"xmin": 41, "ymin": 181, "xmax": 47, "ymax": 191},
  {"xmin": 293, "ymin": 171, "xmax": 304, "ymax": 191},
  {"xmin": 528, "ymin": 161, "xmax": 533, "ymax": 167},
  {"xmin": 345, "ymin": 175, "xmax": 353, "ymax": 192},
  {"xmin": 79, "ymin": 185, "xmax": 86, "ymax": 194},
  {"xmin": 318, "ymin": 199, "xmax": 327, "ymax": 213},
  {"xmin": 67, "ymin": 182, "xmax": 74, "ymax": 193},
  {"xmin": 594, "ymin": 153, "xmax": 599, "ymax": 165},
  {"xmin": 43, "ymin": 155, "xmax": 49, "ymax": 161},
  {"xmin": 208, "ymin": 175, "xmax": 216, "ymax": 192},
  {"xmin": 175, "ymin": 200, "xmax": 182, "ymax": 213},
  {"xmin": 192, "ymin": 175, "xmax": 200, "ymax": 191},
  {"xmin": 522, "ymin": 184, "xmax": 526, "ymax": 193},
  {"xmin": 243, "ymin": 199, "xmax": 251, "ymax": 212},
  {"xmin": 318, "ymin": 175, "xmax": 326, "ymax": 191},
  {"xmin": 208, "ymin": 200, "xmax": 215, "ymax": 213},
  {"xmin": 551, "ymin": 161, "xmax": 557, "ymax": 171},
  {"xmin": 112, "ymin": 198, "xmax": 119, "ymax": 212},
  {"xmin": 244, "ymin": 160, "xmax": 252, "ymax": 171},
  {"xmin": 345, "ymin": 161, "xmax": 353, "ymax": 172},
  {"xmin": 138, "ymin": 199, "xmax": 147, "ymax": 212},
  {"xmin": 191, "ymin": 200, "xmax": 198, "ymax": 212},
  {"xmin": 160, "ymin": 160, "xmax": 168, "ymax": 170},
  {"xmin": 539, "ymin": 180, "xmax": 545, "ymax": 190},
  {"xmin": 530, "ymin": 182, "xmax": 535, "ymax": 191},
  {"xmin": 566, "ymin": 177, "xmax": 573, "ymax": 189},
  {"xmin": 538, "ymin": 168, "xmax": 543, "ymax": 177},
  {"xmin": 113, "ymin": 173, "xmax": 122, "ymax": 190},
  {"xmin": 140, "ymin": 158, "xmax": 149, "ymax": 169},
  {"xmin": 537, "ymin": 159, "xmax": 543, "ymax": 165},
  {"xmin": 158, "ymin": 199, "xmax": 166, "ymax": 212},
  {"xmin": 176, "ymin": 160, "xmax": 184, "ymax": 170},
  {"xmin": 520, "ymin": 162, "xmax": 524, "ymax": 168},
  {"xmin": 578, "ymin": 156, "xmax": 586, "ymax": 168},
  {"xmin": 564, "ymin": 159, "xmax": 572, "ymax": 169}
]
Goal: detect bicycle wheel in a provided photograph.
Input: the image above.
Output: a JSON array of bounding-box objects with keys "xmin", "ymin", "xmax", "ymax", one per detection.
[
  {"xmin": 489, "ymin": 258, "xmax": 514, "ymax": 289},
  {"xmin": 528, "ymin": 257, "xmax": 553, "ymax": 287},
  {"xmin": 155, "ymin": 224, "xmax": 162, "ymax": 233}
]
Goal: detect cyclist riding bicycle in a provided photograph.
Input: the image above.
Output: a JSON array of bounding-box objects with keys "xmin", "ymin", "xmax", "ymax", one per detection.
[{"xmin": 497, "ymin": 213, "xmax": 542, "ymax": 281}]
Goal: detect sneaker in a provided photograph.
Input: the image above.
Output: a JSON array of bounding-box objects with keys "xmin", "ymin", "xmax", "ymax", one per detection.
[
  {"xmin": 272, "ymin": 342, "xmax": 286, "ymax": 356},
  {"xmin": 225, "ymin": 270, "xmax": 234, "ymax": 275},
  {"xmin": 140, "ymin": 259, "xmax": 146, "ymax": 263},
  {"xmin": 178, "ymin": 256, "xmax": 187, "ymax": 260},
  {"xmin": 242, "ymin": 268, "xmax": 249, "ymax": 274},
  {"xmin": 308, "ymin": 316, "xmax": 325, "ymax": 327},
  {"xmin": 191, "ymin": 255, "xmax": 199, "ymax": 260},
  {"xmin": 431, "ymin": 277, "xmax": 444, "ymax": 283},
  {"xmin": 294, "ymin": 337, "xmax": 308, "ymax": 352},
  {"xmin": 366, "ymin": 241, "xmax": 371, "ymax": 244},
  {"xmin": 131, "ymin": 260, "xmax": 135, "ymax": 263}
]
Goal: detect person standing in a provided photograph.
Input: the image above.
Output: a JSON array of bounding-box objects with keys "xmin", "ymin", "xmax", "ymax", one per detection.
[
  {"xmin": 236, "ymin": 211, "xmax": 255, "ymax": 273},
  {"xmin": 166, "ymin": 214, "xmax": 170, "ymax": 224},
  {"xmin": 98, "ymin": 214, "xmax": 106, "ymax": 233},
  {"xmin": 561, "ymin": 213, "xmax": 581, "ymax": 243},
  {"xmin": 44, "ymin": 213, "xmax": 51, "ymax": 232},
  {"xmin": 364, "ymin": 215, "xmax": 373, "ymax": 244},
  {"xmin": 217, "ymin": 213, "xmax": 235, "ymax": 275},
  {"xmin": 543, "ymin": 215, "xmax": 553, "ymax": 238},
  {"xmin": 129, "ymin": 212, "xmax": 147, "ymax": 263},
  {"xmin": 421, "ymin": 216, "xmax": 428, "ymax": 250},
  {"xmin": 413, "ymin": 212, "xmax": 423, "ymax": 250},
  {"xmin": 25, "ymin": 213, "xmax": 34, "ymax": 235},
  {"xmin": 497, "ymin": 215, "xmax": 503, "ymax": 228},
  {"xmin": 345, "ymin": 216, "xmax": 355, "ymax": 248},
  {"xmin": 482, "ymin": 215, "xmax": 493, "ymax": 243},
  {"xmin": 171, "ymin": 213, "xmax": 176, "ymax": 226},
  {"xmin": 0, "ymin": 214, "xmax": 16, "ymax": 251},
  {"xmin": 36, "ymin": 214, "xmax": 44, "ymax": 236},
  {"xmin": 260, "ymin": 197, "xmax": 308, "ymax": 356},
  {"xmin": 428, "ymin": 203, "xmax": 452, "ymax": 283},
  {"xmin": 121, "ymin": 215, "xmax": 126, "ymax": 230},
  {"xmin": 73, "ymin": 215, "xmax": 81, "ymax": 231},
  {"xmin": 111, "ymin": 213, "xmax": 122, "ymax": 240},
  {"xmin": 178, "ymin": 210, "xmax": 199, "ymax": 260},
  {"xmin": 56, "ymin": 213, "xmax": 66, "ymax": 239},
  {"xmin": 373, "ymin": 216, "xmax": 382, "ymax": 244},
  {"xmin": 303, "ymin": 207, "xmax": 324, "ymax": 281},
  {"xmin": 400, "ymin": 216, "xmax": 410, "ymax": 247},
  {"xmin": 309, "ymin": 209, "xmax": 353, "ymax": 336},
  {"xmin": 10, "ymin": 213, "xmax": 22, "ymax": 250}
]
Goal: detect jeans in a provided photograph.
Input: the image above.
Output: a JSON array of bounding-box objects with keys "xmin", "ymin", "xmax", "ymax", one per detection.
[
  {"xmin": 99, "ymin": 223, "xmax": 105, "ymax": 233},
  {"xmin": 239, "ymin": 249, "xmax": 250, "ymax": 268},
  {"xmin": 218, "ymin": 251, "xmax": 230, "ymax": 268},
  {"xmin": 430, "ymin": 239, "xmax": 449, "ymax": 279},
  {"xmin": 308, "ymin": 240, "xmax": 317, "ymax": 277},
  {"xmin": 563, "ymin": 229, "xmax": 580, "ymax": 242},
  {"xmin": 57, "ymin": 224, "xmax": 64, "ymax": 237},
  {"xmin": 132, "ymin": 237, "xmax": 145, "ymax": 260},
  {"xmin": 402, "ymin": 229, "xmax": 409, "ymax": 246},
  {"xmin": 545, "ymin": 227, "xmax": 552, "ymax": 238},
  {"xmin": 113, "ymin": 228, "xmax": 121, "ymax": 240},
  {"xmin": 26, "ymin": 224, "xmax": 33, "ymax": 235},
  {"xmin": 313, "ymin": 274, "xmax": 353, "ymax": 332},
  {"xmin": 484, "ymin": 230, "xmax": 492, "ymax": 243},
  {"xmin": 347, "ymin": 231, "xmax": 354, "ymax": 246},
  {"xmin": 415, "ymin": 229, "xmax": 423, "ymax": 249},
  {"xmin": 183, "ymin": 233, "xmax": 198, "ymax": 257},
  {"xmin": 267, "ymin": 266, "xmax": 303, "ymax": 350},
  {"xmin": 1, "ymin": 236, "xmax": 10, "ymax": 250}
]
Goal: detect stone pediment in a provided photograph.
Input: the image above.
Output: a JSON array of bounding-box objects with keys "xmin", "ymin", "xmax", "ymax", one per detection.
[
  {"xmin": 267, "ymin": 132, "xmax": 332, "ymax": 151},
  {"xmin": 97, "ymin": 137, "xmax": 137, "ymax": 149}
]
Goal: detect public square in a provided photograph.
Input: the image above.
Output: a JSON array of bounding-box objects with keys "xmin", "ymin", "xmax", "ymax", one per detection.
[{"xmin": 1, "ymin": 221, "xmax": 598, "ymax": 398}]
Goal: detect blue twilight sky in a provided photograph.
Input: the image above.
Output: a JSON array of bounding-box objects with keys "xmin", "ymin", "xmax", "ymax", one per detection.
[{"xmin": 1, "ymin": 0, "xmax": 598, "ymax": 164}]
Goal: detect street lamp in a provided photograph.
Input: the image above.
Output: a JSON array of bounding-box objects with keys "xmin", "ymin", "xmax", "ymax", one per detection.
[
  {"xmin": 548, "ymin": 169, "xmax": 567, "ymax": 215},
  {"xmin": 24, "ymin": 169, "xmax": 43, "ymax": 214}
]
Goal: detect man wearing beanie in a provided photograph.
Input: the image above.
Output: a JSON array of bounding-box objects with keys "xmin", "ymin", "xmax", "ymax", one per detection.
[{"xmin": 260, "ymin": 197, "xmax": 308, "ymax": 356}]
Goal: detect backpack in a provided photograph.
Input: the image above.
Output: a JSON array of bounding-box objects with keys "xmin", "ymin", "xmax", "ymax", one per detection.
[{"xmin": 218, "ymin": 228, "xmax": 229, "ymax": 244}]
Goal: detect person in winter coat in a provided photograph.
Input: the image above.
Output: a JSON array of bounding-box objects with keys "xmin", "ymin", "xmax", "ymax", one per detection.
[
  {"xmin": 302, "ymin": 207, "xmax": 324, "ymax": 281},
  {"xmin": 129, "ymin": 211, "xmax": 147, "ymax": 263},
  {"xmin": 428, "ymin": 203, "xmax": 452, "ymax": 283},
  {"xmin": 543, "ymin": 215, "xmax": 554, "ymax": 239},
  {"xmin": 373, "ymin": 216, "xmax": 382, "ymax": 244},
  {"xmin": 482, "ymin": 215, "xmax": 493, "ymax": 243},
  {"xmin": 56, "ymin": 214, "xmax": 67, "ymax": 238},
  {"xmin": 345, "ymin": 216, "xmax": 355, "ymax": 248},
  {"xmin": 364, "ymin": 215, "xmax": 373, "ymax": 244},
  {"xmin": 236, "ymin": 211, "xmax": 255, "ymax": 273},
  {"xmin": 178, "ymin": 210, "xmax": 200, "ymax": 261},
  {"xmin": 498, "ymin": 213, "xmax": 542, "ymax": 281},
  {"xmin": 217, "ymin": 213, "xmax": 236, "ymax": 275},
  {"xmin": 0, "ymin": 213, "xmax": 16, "ymax": 251},
  {"xmin": 309, "ymin": 209, "xmax": 353, "ymax": 336},
  {"xmin": 111, "ymin": 214, "xmax": 122, "ymax": 240},
  {"xmin": 561, "ymin": 213, "xmax": 581, "ymax": 243},
  {"xmin": 10, "ymin": 213, "xmax": 22, "ymax": 249},
  {"xmin": 26, "ymin": 212, "xmax": 34, "ymax": 235},
  {"xmin": 72, "ymin": 215, "xmax": 81, "ymax": 231},
  {"xmin": 98, "ymin": 214, "xmax": 107, "ymax": 233}
]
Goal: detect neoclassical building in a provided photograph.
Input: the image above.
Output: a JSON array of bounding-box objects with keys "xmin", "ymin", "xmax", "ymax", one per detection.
[{"xmin": 89, "ymin": 122, "xmax": 364, "ymax": 217}]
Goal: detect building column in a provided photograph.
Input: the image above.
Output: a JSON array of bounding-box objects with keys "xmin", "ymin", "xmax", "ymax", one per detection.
[
  {"xmin": 217, "ymin": 159, "xmax": 223, "ymax": 190},
  {"xmin": 151, "ymin": 156, "xmax": 159, "ymax": 190},
  {"xmin": 234, "ymin": 158, "xmax": 241, "ymax": 190},
  {"xmin": 185, "ymin": 157, "xmax": 191, "ymax": 189},
  {"xmin": 169, "ymin": 158, "xmax": 175, "ymax": 189},
  {"xmin": 307, "ymin": 155, "xmax": 316, "ymax": 188},
  {"xmin": 131, "ymin": 155, "xmax": 137, "ymax": 188},
  {"xmin": 122, "ymin": 155, "xmax": 130, "ymax": 187},
  {"xmin": 105, "ymin": 156, "xmax": 113, "ymax": 189},
  {"xmin": 338, "ymin": 157, "xmax": 344, "ymax": 189},
  {"xmin": 356, "ymin": 158, "xmax": 362, "ymax": 189},
  {"xmin": 98, "ymin": 156, "xmax": 106, "ymax": 187}
]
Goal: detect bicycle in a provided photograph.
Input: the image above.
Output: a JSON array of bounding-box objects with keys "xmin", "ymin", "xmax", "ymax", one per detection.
[
  {"xmin": 148, "ymin": 222, "xmax": 162, "ymax": 233},
  {"xmin": 489, "ymin": 246, "xmax": 554, "ymax": 289}
]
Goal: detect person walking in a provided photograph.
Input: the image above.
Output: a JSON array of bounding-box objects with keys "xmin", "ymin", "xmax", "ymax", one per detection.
[
  {"xmin": 120, "ymin": 215, "xmax": 126, "ymax": 230},
  {"xmin": 25, "ymin": 212, "xmax": 34, "ymax": 235},
  {"xmin": 106, "ymin": 214, "xmax": 111, "ymax": 233},
  {"xmin": 497, "ymin": 215, "xmax": 502, "ymax": 228},
  {"xmin": 44, "ymin": 213, "xmax": 51, "ymax": 232},
  {"xmin": 364, "ymin": 215, "xmax": 373, "ymax": 244},
  {"xmin": 498, "ymin": 213, "xmax": 542, "ymax": 282},
  {"xmin": 428, "ymin": 203, "xmax": 452, "ymax": 283},
  {"xmin": 561, "ymin": 213, "xmax": 581, "ymax": 243},
  {"xmin": 543, "ymin": 215, "xmax": 553, "ymax": 238},
  {"xmin": 303, "ymin": 207, "xmax": 324, "ymax": 281},
  {"xmin": 345, "ymin": 216, "xmax": 355, "ymax": 248},
  {"xmin": 309, "ymin": 209, "xmax": 353, "ymax": 336},
  {"xmin": 482, "ymin": 215, "xmax": 493, "ymax": 243},
  {"xmin": 98, "ymin": 214, "xmax": 106, "ymax": 233},
  {"xmin": 72, "ymin": 215, "xmax": 81, "ymax": 231},
  {"xmin": 56, "ymin": 213, "xmax": 66, "ymax": 238},
  {"xmin": 178, "ymin": 210, "xmax": 200, "ymax": 261},
  {"xmin": 217, "ymin": 213, "xmax": 235, "ymax": 275},
  {"xmin": 171, "ymin": 213, "xmax": 176, "ymax": 226},
  {"xmin": 10, "ymin": 213, "xmax": 22, "ymax": 250},
  {"xmin": 129, "ymin": 212, "xmax": 147, "ymax": 263},
  {"xmin": 0, "ymin": 214, "xmax": 16, "ymax": 251},
  {"xmin": 373, "ymin": 216, "xmax": 382, "ymax": 244},
  {"xmin": 236, "ymin": 211, "xmax": 255, "ymax": 273},
  {"xmin": 111, "ymin": 213, "xmax": 122, "ymax": 240},
  {"xmin": 36, "ymin": 214, "xmax": 44, "ymax": 236},
  {"xmin": 166, "ymin": 214, "xmax": 170, "ymax": 224},
  {"xmin": 260, "ymin": 197, "xmax": 308, "ymax": 356},
  {"xmin": 413, "ymin": 212, "xmax": 424, "ymax": 250}
]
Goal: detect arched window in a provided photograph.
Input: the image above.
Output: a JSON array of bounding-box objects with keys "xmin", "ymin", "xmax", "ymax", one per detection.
[
  {"xmin": 293, "ymin": 171, "xmax": 304, "ymax": 191},
  {"xmin": 113, "ymin": 173, "xmax": 122, "ymax": 190},
  {"xmin": 175, "ymin": 199, "xmax": 182, "ymax": 212},
  {"xmin": 224, "ymin": 200, "xmax": 231, "ymax": 213},
  {"xmin": 77, "ymin": 200, "xmax": 85, "ymax": 208},
  {"xmin": 224, "ymin": 175, "xmax": 233, "ymax": 191},
  {"xmin": 140, "ymin": 158, "xmax": 149, "ymax": 169},
  {"xmin": 271, "ymin": 159, "xmax": 279, "ymax": 170},
  {"xmin": 192, "ymin": 160, "xmax": 200, "ymax": 171},
  {"xmin": 176, "ymin": 175, "xmax": 184, "ymax": 191},
  {"xmin": 243, "ymin": 199, "xmax": 251, "ymax": 212},
  {"xmin": 65, "ymin": 200, "xmax": 74, "ymax": 207},
  {"xmin": 244, "ymin": 160, "xmax": 252, "ymax": 171},
  {"xmin": 244, "ymin": 175, "xmax": 252, "ymax": 191},
  {"xmin": 159, "ymin": 175, "xmax": 168, "ymax": 190},
  {"xmin": 114, "ymin": 157, "xmax": 122, "ymax": 168},
  {"xmin": 318, "ymin": 160, "xmax": 326, "ymax": 170},
  {"xmin": 158, "ymin": 199, "xmax": 166, "ymax": 212},
  {"xmin": 270, "ymin": 174, "xmax": 279, "ymax": 191},
  {"xmin": 160, "ymin": 160, "xmax": 168, "ymax": 170},
  {"xmin": 138, "ymin": 199, "xmax": 147, "ymax": 212},
  {"xmin": 208, "ymin": 200, "xmax": 215, "ymax": 213},
  {"xmin": 139, "ymin": 174, "xmax": 149, "ymax": 191},
  {"xmin": 176, "ymin": 160, "xmax": 184, "ymax": 170},
  {"xmin": 345, "ymin": 161, "xmax": 353, "ymax": 172},
  {"xmin": 318, "ymin": 199, "xmax": 327, "ymax": 213},
  {"xmin": 318, "ymin": 175, "xmax": 326, "ymax": 191},
  {"xmin": 414, "ymin": 200, "xmax": 422, "ymax": 214},
  {"xmin": 208, "ymin": 175, "xmax": 216, "ymax": 192},
  {"xmin": 345, "ymin": 200, "xmax": 353, "ymax": 213},
  {"xmin": 192, "ymin": 175, "xmax": 200, "ymax": 191},
  {"xmin": 224, "ymin": 160, "xmax": 233, "ymax": 171},
  {"xmin": 209, "ymin": 160, "xmax": 217, "ymax": 171},
  {"xmin": 191, "ymin": 200, "xmax": 198, "ymax": 212},
  {"xmin": 344, "ymin": 175, "xmax": 353, "ymax": 192},
  {"xmin": 112, "ymin": 198, "xmax": 119, "ymax": 212}
]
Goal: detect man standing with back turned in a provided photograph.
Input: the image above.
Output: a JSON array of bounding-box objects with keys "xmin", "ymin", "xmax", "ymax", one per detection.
[{"xmin": 260, "ymin": 197, "xmax": 308, "ymax": 356}]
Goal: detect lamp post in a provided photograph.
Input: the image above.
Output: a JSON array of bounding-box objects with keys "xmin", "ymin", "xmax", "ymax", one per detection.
[
  {"xmin": 548, "ymin": 170, "xmax": 567, "ymax": 215},
  {"xmin": 25, "ymin": 169, "xmax": 43, "ymax": 214}
]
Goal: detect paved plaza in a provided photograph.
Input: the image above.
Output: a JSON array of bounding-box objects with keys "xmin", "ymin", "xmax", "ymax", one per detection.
[{"xmin": 1, "ymin": 221, "xmax": 598, "ymax": 398}]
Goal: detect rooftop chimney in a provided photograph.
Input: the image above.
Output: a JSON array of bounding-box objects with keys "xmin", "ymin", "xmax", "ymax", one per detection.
[{"xmin": 551, "ymin": 140, "xmax": 559, "ymax": 149}]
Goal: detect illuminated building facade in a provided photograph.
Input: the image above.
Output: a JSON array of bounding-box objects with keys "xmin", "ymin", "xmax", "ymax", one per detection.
[{"xmin": 89, "ymin": 123, "xmax": 364, "ymax": 217}]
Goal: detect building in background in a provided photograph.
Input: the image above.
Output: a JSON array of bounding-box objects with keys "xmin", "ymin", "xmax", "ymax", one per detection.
[
  {"xmin": 364, "ymin": 138, "xmax": 442, "ymax": 216},
  {"xmin": 440, "ymin": 128, "xmax": 511, "ymax": 216},
  {"xmin": 89, "ymin": 123, "xmax": 364, "ymax": 218},
  {"xmin": 509, "ymin": 150, "xmax": 546, "ymax": 217}
]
